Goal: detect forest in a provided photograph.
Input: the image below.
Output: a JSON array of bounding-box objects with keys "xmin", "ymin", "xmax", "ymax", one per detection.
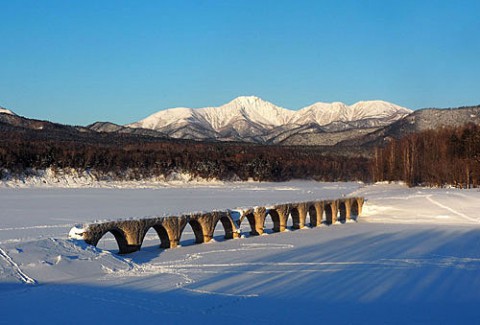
[
  {"xmin": 0, "ymin": 124, "xmax": 370, "ymax": 182},
  {"xmin": 2, "ymin": 119, "xmax": 479, "ymax": 187},
  {"xmin": 371, "ymin": 123, "xmax": 480, "ymax": 188}
]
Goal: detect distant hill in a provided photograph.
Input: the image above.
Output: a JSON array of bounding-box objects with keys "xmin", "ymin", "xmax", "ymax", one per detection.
[
  {"xmin": 0, "ymin": 109, "xmax": 94, "ymax": 138},
  {"xmin": 87, "ymin": 122, "xmax": 168, "ymax": 138}
]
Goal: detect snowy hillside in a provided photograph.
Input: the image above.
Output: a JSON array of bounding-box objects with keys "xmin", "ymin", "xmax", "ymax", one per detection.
[
  {"xmin": 1, "ymin": 182, "xmax": 480, "ymax": 323},
  {"xmin": 126, "ymin": 96, "xmax": 411, "ymax": 143},
  {"xmin": 0, "ymin": 107, "xmax": 16, "ymax": 115}
]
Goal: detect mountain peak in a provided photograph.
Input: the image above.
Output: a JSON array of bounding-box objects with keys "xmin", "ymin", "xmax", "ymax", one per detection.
[
  {"xmin": 224, "ymin": 96, "xmax": 281, "ymax": 110},
  {"xmin": 230, "ymin": 95, "xmax": 262, "ymax": 103},
  {"xmin": 196, "ymin": 96, "xmax": 293, "ymax": 129},
  {"xmin": 0, "ymin": 107, "xmax": 16, "ymax": 116}
]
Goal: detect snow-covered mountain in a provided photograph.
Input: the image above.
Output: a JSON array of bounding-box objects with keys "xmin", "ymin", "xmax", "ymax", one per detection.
[
  {"xmin": 0, "ymin": 107, "xmax": 16, "ymax": 115},
  {"xmin": 339, "ymin": 104, "xmax": 480, "ymax": 148},
  {"xmin": 292, "ymin": 100, "xmax": 410, "ymax": 126},
  {"xmin": 126, "ymin": 96, "xmax": 412, "ymax": 144}
]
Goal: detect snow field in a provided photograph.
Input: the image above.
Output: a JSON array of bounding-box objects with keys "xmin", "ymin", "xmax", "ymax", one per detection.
[{"xmin": 1, "ymin": 181, "xmax": 480, "ymax": 324}]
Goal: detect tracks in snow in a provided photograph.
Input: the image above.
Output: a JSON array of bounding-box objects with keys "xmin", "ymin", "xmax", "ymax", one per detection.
[
  {"xmin": 0, "ymin": 246, "xmax": 36, "ymax": 284},
  {"xmin": 101, "ymin": 243, "xmax": 296, "ymax": 298},
  {"xmin": 0, "ymin": 223, "xmax": 73, "ymax": 232},
  {"xmin": 426, "ymin": 195, "xmax": 480, "ymax": 224}
]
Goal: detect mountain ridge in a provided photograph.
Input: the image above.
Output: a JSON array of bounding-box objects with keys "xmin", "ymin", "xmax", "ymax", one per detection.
[
  {"xmin": 125, "ymin": 96, "xmax": 412, "ymax": 144},
  {"xmin": 337, "ymin": 104, "xmax": 480, "ymax": 148},
  {"xmin": 2, "ymin": 100, "xmax": 480, "ymax": 149}
]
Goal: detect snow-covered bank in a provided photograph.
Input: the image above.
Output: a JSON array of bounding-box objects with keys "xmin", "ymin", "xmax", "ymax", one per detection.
[
  {"xmin": 1, "ymin": 182, "xmax": 480, "ymax": 324},
  {"xmin": 0, "ymin": 168, "xmax": 228, "ymax": 188},
  {"xmin": 357, "ymin": 183, "xmax": 480, "ymax": 225}
]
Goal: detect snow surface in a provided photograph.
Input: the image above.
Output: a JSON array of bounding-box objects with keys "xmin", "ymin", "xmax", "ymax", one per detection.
[{"xmin": 1, "ymin": 181, "xmax": 480, "ymax": 324}]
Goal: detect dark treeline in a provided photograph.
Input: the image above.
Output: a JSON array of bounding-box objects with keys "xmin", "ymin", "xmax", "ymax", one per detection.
[
  {"xmin": 0, "ymin": 126, "xmax": 370, "ymax": 182},
  {"xmin": 5, "ymin": 118, "xmax": 479, "ymax": 186},
  {"xmin": 371, "ymin": 123, "xmax": 480, "ymax": 188}
]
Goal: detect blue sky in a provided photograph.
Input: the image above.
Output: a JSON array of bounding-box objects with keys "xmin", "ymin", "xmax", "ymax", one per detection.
[{"xmin": 1, "ymin": 0, "xmax": 479, "ymax": 125}]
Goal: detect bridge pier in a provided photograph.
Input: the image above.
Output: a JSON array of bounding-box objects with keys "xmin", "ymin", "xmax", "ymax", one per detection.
[
  {"xmin": 268, "ymin": 204, "xmax": 289, "ymax": 232},
  {"xmin": 242, "ymin": 209, "xmax": 256, "ymax": 235},
  {"xmin": 290, "ymin": 202, "xmax": 308, "ymax": 229},
  {"xmin": 345, "ymin": 199, "xmax": 353, "ymax": 221},
  {"xmin": 243, "ymin": 207, "xmax": 267, "ymax": 236},
  {"xmin": 353, "ymin": 197, "xmax": 364, "ymax": 219},
  {"xmin": 219, "ymin": 211, "xmax": 241, "ymax": 239},
  {"xmin": 324, "ymin": 200, "xmax": 338, "ymax": 225}
]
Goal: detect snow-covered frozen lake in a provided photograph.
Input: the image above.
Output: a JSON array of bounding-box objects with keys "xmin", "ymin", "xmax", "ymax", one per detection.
[{"xmin": 1, "ymin": 181, "xmax": 480, "ymax": 324}]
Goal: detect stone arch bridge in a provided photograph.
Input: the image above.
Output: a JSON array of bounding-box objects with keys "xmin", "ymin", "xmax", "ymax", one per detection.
[{"xmin": 70, "ymin": 197, "xmax": 364, "ymax": 254}]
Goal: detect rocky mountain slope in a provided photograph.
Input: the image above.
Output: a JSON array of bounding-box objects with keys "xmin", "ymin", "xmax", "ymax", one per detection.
[
  {"xmin": 121, "ymin": 96, "xmax": 412, "ymax": 145},
  {"xmin": 87, "ymin": 122, "xmax": 168, "ymax": 138},
  {"xmin": 338, "ymin": 105, "xmax": 480, "ymax": 147},
  {"xmin": 0, "ymin": 108, "xmax": 83, "ymax": 133}
]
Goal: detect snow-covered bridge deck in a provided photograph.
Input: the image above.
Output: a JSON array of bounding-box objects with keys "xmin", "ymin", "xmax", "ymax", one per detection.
[{"xmin": 70, "ymin": 197, "xmax": 364, "ymax": 254}]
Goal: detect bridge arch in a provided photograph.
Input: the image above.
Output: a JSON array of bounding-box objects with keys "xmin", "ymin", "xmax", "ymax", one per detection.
[
  {"xmin": 187, "ymin": 218, "xmax": 205, "ymax": 244},
  {"xmin": 350, "ymin": 199, "xmax": 361, "ymax": 220},
  {"xmin": 237, "ymin": 207, "xmax": 266, "ymax": 236},
  {"xmin": 266, "ymin": 209, "xmax": 282, "ymax": 232},
  {"xmin": 324, "ymin": 201, "xmax": 336, "ymax": 225},
  {"xmin": 143, "ymin": 225, "xmax": 171, "ymax": 249},
  {"xmin": 213, "ymin": 213, "xmax": 238, "ymax": 240},
  {"xmin": 96, "ymin": 228, "xmax": 130, "ymax": 254},
  {"xmin": 244, "ymin": 210, "xmax": 258, "ymax": 235},
  {"xmin": 338, "ymin": 201, "xmax": 347, "ymax": 223},
  {"xmin": 351, "ymin": 200, "xmax": 359, "ymax": 217},
  {"xmin": 290, "ymin": 206, "xmax": 301, "ymax": 229},
  {"xmin": 308, "ymin": 205, "xmax": 317, "ymax": 227},
  {"xmin": 309, "ymin": 201, "xmax": 324, "ymax": 227}
]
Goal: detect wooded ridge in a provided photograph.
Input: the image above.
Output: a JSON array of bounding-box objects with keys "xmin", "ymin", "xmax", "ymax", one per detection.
[{"xmin": 1, "ymin": 105, "xmax": 479, "ymax": 187}]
